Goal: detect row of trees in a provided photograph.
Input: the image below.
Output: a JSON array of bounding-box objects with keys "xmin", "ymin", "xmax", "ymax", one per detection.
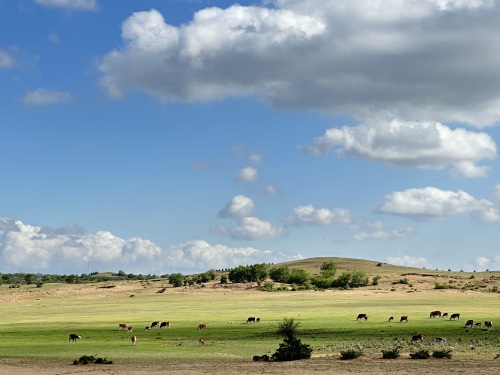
[{"xmin": 226, "ymin": 261, "xmax": 370, "ymax": 290}]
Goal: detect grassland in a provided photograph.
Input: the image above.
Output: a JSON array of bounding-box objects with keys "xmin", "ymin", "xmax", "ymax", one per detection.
[{"xmin": 0, "ymin": 258, "xmax": 499, "ymax": 374}]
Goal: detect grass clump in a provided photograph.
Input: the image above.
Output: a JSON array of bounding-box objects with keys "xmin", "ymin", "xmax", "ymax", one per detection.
[
  {"xmin": 409, "ymin": 349, "xmax": 430, "ymax": 359},
  {"xmin": 340, "ymin": 349, "xmax": 363, "ymax": 360},
  {"xmin": 73, "ymin": 355, "xmax": 113, "ymax": 365},
  {"xmin": 381, "ymin": 346, "xmax": 401, "ymax": 359},
  {"xmin": 432, "ymin": 349, "xmax": 452, "ymax": 359}
]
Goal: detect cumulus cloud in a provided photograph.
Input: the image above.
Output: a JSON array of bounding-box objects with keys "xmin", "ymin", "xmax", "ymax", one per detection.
[
  {"xmin": 283, "ymin": 204, "xmax": 358, "ymax": 226},
  {"xmin": 235, "ymin": 166, "xmax": 259, "ymax": 182},
  {"xmin": 354, "ymin": 221, "xmax": 415, "ymax": 241},
  {"xmin": 98, "ymin": 1, "xmax": 500, "ymax": 126},
  {"xmin": 23, "ymin": 88, "xmax": 74, "ymax": 107},
  {"xmin": 300, "ymin": 119, "xmax": 496, "ymax": 178},
  {"xmin": 33, "ymin": 0, "xmax": 97, "ymax": 11},
  {"xmin": 376, "ymin": 186, "xmax": 500, "ymax": 223},
  {"xmin": 386, "ymin": 255, "xmax": 432, "ymax": 269},
  {"xmin": 0, "ymin": 49, "xmax": 14, "ymax": 69},
  {"xmin": 218, "ymin": 195, "xmax": 255, "ymax": 219},
  {"xmin": 212, "ymin": 217, "xmax": 288, "ymax": 240},
  {"xmin": 0, "ymin": 216, "xmax": 298, "ymax": 274}
]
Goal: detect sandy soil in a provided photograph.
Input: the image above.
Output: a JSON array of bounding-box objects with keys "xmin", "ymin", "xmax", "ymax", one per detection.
[{"xmin": 1, "ymin": 357, "xmax": 499, "ymax": 375}]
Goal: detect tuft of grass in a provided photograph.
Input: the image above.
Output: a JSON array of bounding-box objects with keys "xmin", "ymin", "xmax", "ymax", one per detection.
[{"xmin": 340, "ymin": 349, "xmax": 363, "ymax": 360}]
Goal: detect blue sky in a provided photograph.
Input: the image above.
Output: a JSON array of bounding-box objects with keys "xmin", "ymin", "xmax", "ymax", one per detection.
[{"xmin": 1, "ymin": 0, "xmax": 500, "ymax": 275}]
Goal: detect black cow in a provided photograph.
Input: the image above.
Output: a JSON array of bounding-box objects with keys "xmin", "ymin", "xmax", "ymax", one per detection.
[
  {"xmin": 246, "ymin": 317, "xmax": 256, "ymax": 323},
  {"xmin": 69, "ymin": 333, "xmax": 81, "ymax": 343},
  {"xmin": 356, "ymin": 313, "xmax": 368, "ymax": 321},
  {"xmin": 450, "ymin": 313, "xmax": 460, "ymax": 320},
  {"xmin": 400, "ymin": 315, "xmax": 408, "ymax": 323}
]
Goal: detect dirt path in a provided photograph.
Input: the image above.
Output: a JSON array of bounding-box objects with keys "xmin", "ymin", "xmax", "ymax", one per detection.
[{"xmin": 1, "ymin": 358, "xmax": 499, "ymax": 375}]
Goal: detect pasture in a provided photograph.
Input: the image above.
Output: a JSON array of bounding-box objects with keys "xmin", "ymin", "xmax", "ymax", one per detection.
[{"xmin": 0, "ymin": 262, "xmax": 499, "ymax": 374}]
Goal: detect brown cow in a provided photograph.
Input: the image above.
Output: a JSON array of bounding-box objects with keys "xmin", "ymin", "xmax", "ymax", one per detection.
[
  {"xmin": 356, "ymin": 313, "xmax": 368, "ymax": 321},
  {"xmin": 400, "ymin": 315, "xmax": 408, "ymax": 323},
  {"xmin": 150, "ymin": 321, "xmax": 160, "ymax": 328},
  {"xmin": 450, "ymin": 313, "xmax": 460, "ymax": 320},
  {"xmin": 118, "ymin": 323, "xmax": 127, "ymax": 330},
  {"xmin": 199, "ymin": 338, "xmax": 205, "ymax": 345},
  {"xmin": 430, "ymin": 311, "xmax": 441, "ymax": 318},
  {"xmin": 484, "ymin": 321, "xmax": 493, "ymax": 330},
  {"xmin": 246, "ymin": 317, "xmax": 256, "ymax": 323},
  {"xmin": 69, "ymin": 333, "xmax": 81, "ymax": 343},
  {"xmin": 160, "ymin": 321, "xmax": 170, "ymax": 328},
  {"xmin": 131, "ymin": 335, "xmax": 137, "ymax": 345},
  {"xmin": 411, "ymin": 334, "xmax": 424, "ymax": 343},
  {"xmin": 127, "ymin": 326, "xmax": 133, "ymax": 332},
  {"xmin": 464, "ymin": 319, "xmax": 474, "ymax": 328},
  {"xmin": 197, "ymin": 323, "xmax": 207, "ymax": 330}
]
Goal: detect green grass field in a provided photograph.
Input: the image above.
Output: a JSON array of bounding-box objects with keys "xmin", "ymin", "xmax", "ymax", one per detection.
[{"xmin": 1, "ymin": 277, "xmax": 498, "ymax": 365}]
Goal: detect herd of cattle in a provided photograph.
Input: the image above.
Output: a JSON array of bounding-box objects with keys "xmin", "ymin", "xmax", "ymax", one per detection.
[
  {"xmin": 355, "ymin": 310, "xmax": 493, "ymax": 344},
  {"xmin": 68, "ymin": 316, "xmax": 260, "ymax": 346},
  {"xmin": 67, "ymin": 311, "xmax": 493, "ymax": 346}
]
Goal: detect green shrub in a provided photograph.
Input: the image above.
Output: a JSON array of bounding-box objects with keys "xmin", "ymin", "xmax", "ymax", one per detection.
[
  {"xmin": 340, "ymin": 349, "xmax": 363, "ymax": 360},
  {"xmin": 263, "ymin": 281, "xmax": 275, "ymax": 292},
  {"xmin": 410, "ymin": 350, "xmax": 430, "ymax": 359},
  {"xmin": 381, "ymin": 346, "xmax": 401, "ymax": 359},
  {"xmin": 271, "ymin": 335, "xmax": 313, "ymax": 361},
  {"xmin": 432, "ymin": 349, "xmax": 452, "ymax": 359}
]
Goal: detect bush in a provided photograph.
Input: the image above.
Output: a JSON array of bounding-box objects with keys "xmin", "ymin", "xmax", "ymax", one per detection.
[
  {"xmin": 271, "ymin": 335, "xmax": 313, "ymax": 361},
  {"xmin": 381, "ymin": 346, "xmax": 401, "ymax": 359},
  {"xmin": 372, "ymin": 275, "xmax": 381, "ymax": 285},
  {"xmin": 340, "ymin": 349, "xmax": 363, "ymax": 360},
  {"xmin": 73, "ymin": 355, "xmax": 113, "ymax": 365},
  {"xmin": 410, "ymin": 350, "xmax": 430, "ymax": 359},
  {"xmin": 432, "ymin": 349, "xmax": 452, "ymax": 359},
  {"xmin": 271, "ymin": 318, "xmax": 312, "ymax": 362},
  {"xmin": 263, "ymin": 281, "xmax": 275, "ymax": 292}
]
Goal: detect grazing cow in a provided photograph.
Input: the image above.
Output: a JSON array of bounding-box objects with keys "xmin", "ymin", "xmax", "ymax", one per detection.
[
  {"xmin": 197, "ymin": 323, "xmax": 207, "ymax": 330},
  {"xmin": 131, "ymin": 335, "xmax": 137, "ymax": 346},
  {"xmin": 400, "ymin": 315, "xmax": 408, "ymax": 323},
  {"xmin": 484, "ymin": 321, "xmax": 493, "ymax": 330},
  {"xmin": 68, "ymin": 333, "xmax": 81, "ymax": 343},
  {"xmin": 127, "ymin": 326, "xmax": 133, "ymax": 332},
  {"xmin": 388, "ymin": 316, "xmax": 394, "ymax": 322},
  {"xmin": 160, "ymin": 321, "xmax": 170, "ymax": 328},
  {"xmin": 450, "ymin": 313, "xmax": 460, "ymax": 320},
  {"xmin": 150, "ymin": 321, "xmax": 160, "ymax": 328},
  {"xmin": 475, "ymin": 322, "xmax": 482, "ymax": 328},
  {"xmin": 256, "ymin": 318, "xmax": 260, "ymax": 323},
  {"xmin": 411, "ymin": 334, "xmax": 424, "ymax": 343},
  {"xmin": 144, "ymin": 326, "xmax": 150, "ymax": 331},
  {"xmin": 246, "ymin": 317, "xmax": 256, "ymax": 323},
  {"xmin": 442, "ymin": 313, "xmax": 448, "ymax": 318},
  {"xmin": 199, "ymin": 338, "xmax": 205, "ymax": 346},
  {"xmin": 118, "ymin": 323, "xmax": 127, "ymax": 331},
  {"xmin": 464, "ymin": 319, "xmax": 474, "ymax": 328},
  {"xmin": 356, "ymin": 313, "xmax": 368, "ymax": 321},
  {"xmin": 430, "ymin": 311, "xmax": 442, "ymax": 318}
]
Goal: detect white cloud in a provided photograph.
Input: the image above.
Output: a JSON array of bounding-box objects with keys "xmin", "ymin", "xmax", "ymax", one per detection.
[
  {"xmin": 235, "ymin": 166, "xmax": 259, "ymax": 182},
  {"xmin": 376, "ymin": 186, "xmax": 500, "ymax": 223},
  {"xmin": 249, "ymin": 153, "xmax": 263, "ymax": 164},
  {"xmin": 33, "ymin": 0, "xmax": 97, "ymax": 11},
  {"xmin": 263, "ymin": 185, "xmax": 280, "ymax": 195},
  {"xmin": 283, "ymin": 204, "xmax": 358, "ymax": 226},
  {"xmin": 218, "ymin": 195, "xmax": 254, "ymax": 219},
  {"xmin": 300, "ymin": 119, "xmax": 496, "ymax": 178},
  {"xmin": 386, "ymin": 255, "xmax": 432, "ymax": 269},
  {"xmin": 0, "ymin": 49, "xmax": 14, "ymax": 69},
  {"xmin": 23, "ymin": 88, "xmax": 74, "ymax": 107},
  {"xmin": 354, "ymin": 221, "xmax": 415, "ymax": 240},
  {"xmin": 212, "ymin": 217, "xmax": 288, "ymax": 240},
  {"xmin": 99, "ymin": 1, "xmax": 500, "ymax": 126},
  {"xmin": 0, "ymin": 216, "xmax": 298, "ymax": 274}
]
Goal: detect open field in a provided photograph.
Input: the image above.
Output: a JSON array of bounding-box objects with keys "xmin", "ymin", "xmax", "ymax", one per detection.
[{"xmin": 0, "ymin": 258, "xmax": 499, "ymax": 374}]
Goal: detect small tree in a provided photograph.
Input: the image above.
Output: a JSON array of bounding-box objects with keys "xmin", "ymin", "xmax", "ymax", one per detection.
[
  {"xmin": 271, "ymin": 318, "xmax": 312, "ymax": 361},
  {"xmin": 168, "ymin": 273, "xmax": 185, "ymax": 287},
  {"xmin": 320, "ymin": 261, "xmax": 337, "ymax": 278}
]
